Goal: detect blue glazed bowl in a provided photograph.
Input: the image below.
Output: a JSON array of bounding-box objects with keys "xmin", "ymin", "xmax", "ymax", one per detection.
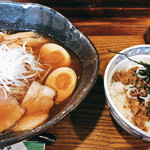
[
  {"xmin": 104, "ymin": 45, "xmax": 150, "ymax": 141},
  {"xmin": 0, "ymin": 1, "xmax": 99, "ymax": 147}
]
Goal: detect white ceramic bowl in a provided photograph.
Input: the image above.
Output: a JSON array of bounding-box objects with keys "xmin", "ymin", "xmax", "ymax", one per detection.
[{"xmin": 104, "ymin": 44, "xmax": 150, "ymax": 141}]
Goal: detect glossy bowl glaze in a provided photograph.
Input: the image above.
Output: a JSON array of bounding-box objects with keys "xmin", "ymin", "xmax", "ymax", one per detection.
[
  {"xmin": 104, "ymin": 45, "xmax": 150, "ymax": 141},
  {"xmin": 0, "ymin": 2, "xmax": 99, "ymax": 147}
]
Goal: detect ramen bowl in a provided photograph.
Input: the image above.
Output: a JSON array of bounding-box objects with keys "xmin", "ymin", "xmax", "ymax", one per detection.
[
  {"xmin": 104, "ymin": 45, "xmax": 150, "ymax": 141},
  {"xmin": 0, "ymin": 2, "xmax": 99, "ymax": 147}
]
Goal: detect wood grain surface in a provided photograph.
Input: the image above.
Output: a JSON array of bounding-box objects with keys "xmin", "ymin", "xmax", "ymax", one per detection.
[
  {"xmin": 8, "ymin": 1, "xmax": 150, "ymax": 149},
  {"xmin": 43, "ymin": 17, "xmax": 150, "ymax": 150}
]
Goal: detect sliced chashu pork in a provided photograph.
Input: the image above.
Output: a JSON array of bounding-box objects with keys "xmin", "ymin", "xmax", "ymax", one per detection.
[
  {"xmin": 13, "ymin": 112, "xmax": 49, "ymax": 132},
  {"xmin": 22, "ymin": 81, "xmax": 56, "ymax": 115},
  {"xmin": 22, "ymin": 81, "xmax": 41, "ymax": 104},
  {"xmin": 14, "ymin": 81, "xmax": 56, "ymax": 131},
  {"xmin": 0, "ymin": 89, "xmax": 25, "ymax": 132}
]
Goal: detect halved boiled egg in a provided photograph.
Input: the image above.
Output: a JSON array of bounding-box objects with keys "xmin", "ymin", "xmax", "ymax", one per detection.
[
  {"xmin": 39, "ymin": 43, "xmax": 71, "ymax": 70},
  {"xmin": 45, "ymin": 67, "xmax": 77, "ymax": 103}
]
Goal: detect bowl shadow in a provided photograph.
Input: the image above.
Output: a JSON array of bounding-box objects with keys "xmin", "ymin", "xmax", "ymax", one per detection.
[{"xmin": 70, "ymin": 75, "xmax": 105, "ymax": 141}]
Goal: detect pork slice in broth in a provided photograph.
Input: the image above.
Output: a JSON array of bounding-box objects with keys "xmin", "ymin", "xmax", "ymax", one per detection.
[
  {"xmin": 22, "ymin": 84, "xmax": 55, "ymax": 115},
  {"xmin": 14, "ymin": 82, "xmax": 56, "ymax": 131},
  {"xmin": 0, "ymin": 89, "xmax": 25, "ymax": 132},
  {"xmin": 13, "ymin": 112, "xmax": 49, "ymax": 132},
  {"xmin": 22, "ymin": 81, "xmax": 41, "ymax": 104}
]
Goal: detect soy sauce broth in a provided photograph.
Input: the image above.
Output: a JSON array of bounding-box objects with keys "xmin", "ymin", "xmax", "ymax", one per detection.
[
  {"xmin": 0, "ymin": 31, "xmax": 83, "ymax": 132},
  {"xmin": 40, "ymin": 35, "xmax": 83, "ymax": 119}
]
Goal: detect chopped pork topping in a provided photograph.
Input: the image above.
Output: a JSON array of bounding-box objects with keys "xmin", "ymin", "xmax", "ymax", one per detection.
[
  {"xmin": 113, "ymin": 67, "xmax": 138, "ymax": 85},
  {"xmin": 113, "ymin": 66, "xmax": 150, "ymax": 132}
]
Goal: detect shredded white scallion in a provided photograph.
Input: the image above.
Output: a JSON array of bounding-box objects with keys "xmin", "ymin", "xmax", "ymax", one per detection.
[
  {"xmin": 0, "ymin": 43, "xmax": 43, "ymax": 98},
  {"xmin": 125, "ymin": 84, "xmax": 150, "ymax": 104},
  {"xmin": 125, "ymin": 85, "xmax": 138, "ymax": 99}
]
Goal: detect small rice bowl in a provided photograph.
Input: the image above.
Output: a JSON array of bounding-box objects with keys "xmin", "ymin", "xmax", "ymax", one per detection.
[{"xmin": 109, "ymin": 55, "xmax": 150, "ymax": 133}]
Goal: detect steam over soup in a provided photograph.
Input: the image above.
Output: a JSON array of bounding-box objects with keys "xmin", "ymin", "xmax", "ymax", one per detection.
[
  {"xmin": 109, "ymin": 55, "xmax": 150, "ymax": 133},
  {"xmin": 0, "ymin": 31, "xmax": 81, "ymax": 132}
]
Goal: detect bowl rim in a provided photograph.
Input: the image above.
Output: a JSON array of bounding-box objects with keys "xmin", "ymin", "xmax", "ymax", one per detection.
[
  {"xmin": 0, "ymin": 1, "xmax": 100, "ymax": 147},
  {"xmin": 104, "ymin": 44, "xmax": 150, "ymax": 138}
]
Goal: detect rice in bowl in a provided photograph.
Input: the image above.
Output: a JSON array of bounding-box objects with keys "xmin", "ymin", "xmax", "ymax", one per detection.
[{"xmin": 109, "ymin": 55, "xmax": 150, "ymax": 133}]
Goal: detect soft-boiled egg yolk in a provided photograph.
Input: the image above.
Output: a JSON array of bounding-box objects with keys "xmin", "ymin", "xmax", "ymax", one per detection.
[
  {"xmin": 55, "ymin": 73, "xmax": 72, "ymax": 90},
  {"xmin": 45, "ymin": 67, "xmax": 77, "ymax": 103}
]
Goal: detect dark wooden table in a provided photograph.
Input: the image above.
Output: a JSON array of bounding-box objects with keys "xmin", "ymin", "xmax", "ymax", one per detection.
[
  {"xmin": 44, "ymin": 17, "xmax": 150, "ymax": 150},
  {"xmin": 11, "ymin": 0, "xmax": 150, "ymax": 149}
]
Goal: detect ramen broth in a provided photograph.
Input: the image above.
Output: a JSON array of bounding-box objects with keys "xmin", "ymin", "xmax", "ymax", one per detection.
[{"xmin": 0, "ymin": 31, "xmax": 82, "ymax": 132}]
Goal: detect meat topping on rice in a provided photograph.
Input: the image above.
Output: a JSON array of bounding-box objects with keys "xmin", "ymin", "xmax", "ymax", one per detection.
[{"xmin": 113, "ymin": 66, "xmax": 150, "ymax": 132}]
